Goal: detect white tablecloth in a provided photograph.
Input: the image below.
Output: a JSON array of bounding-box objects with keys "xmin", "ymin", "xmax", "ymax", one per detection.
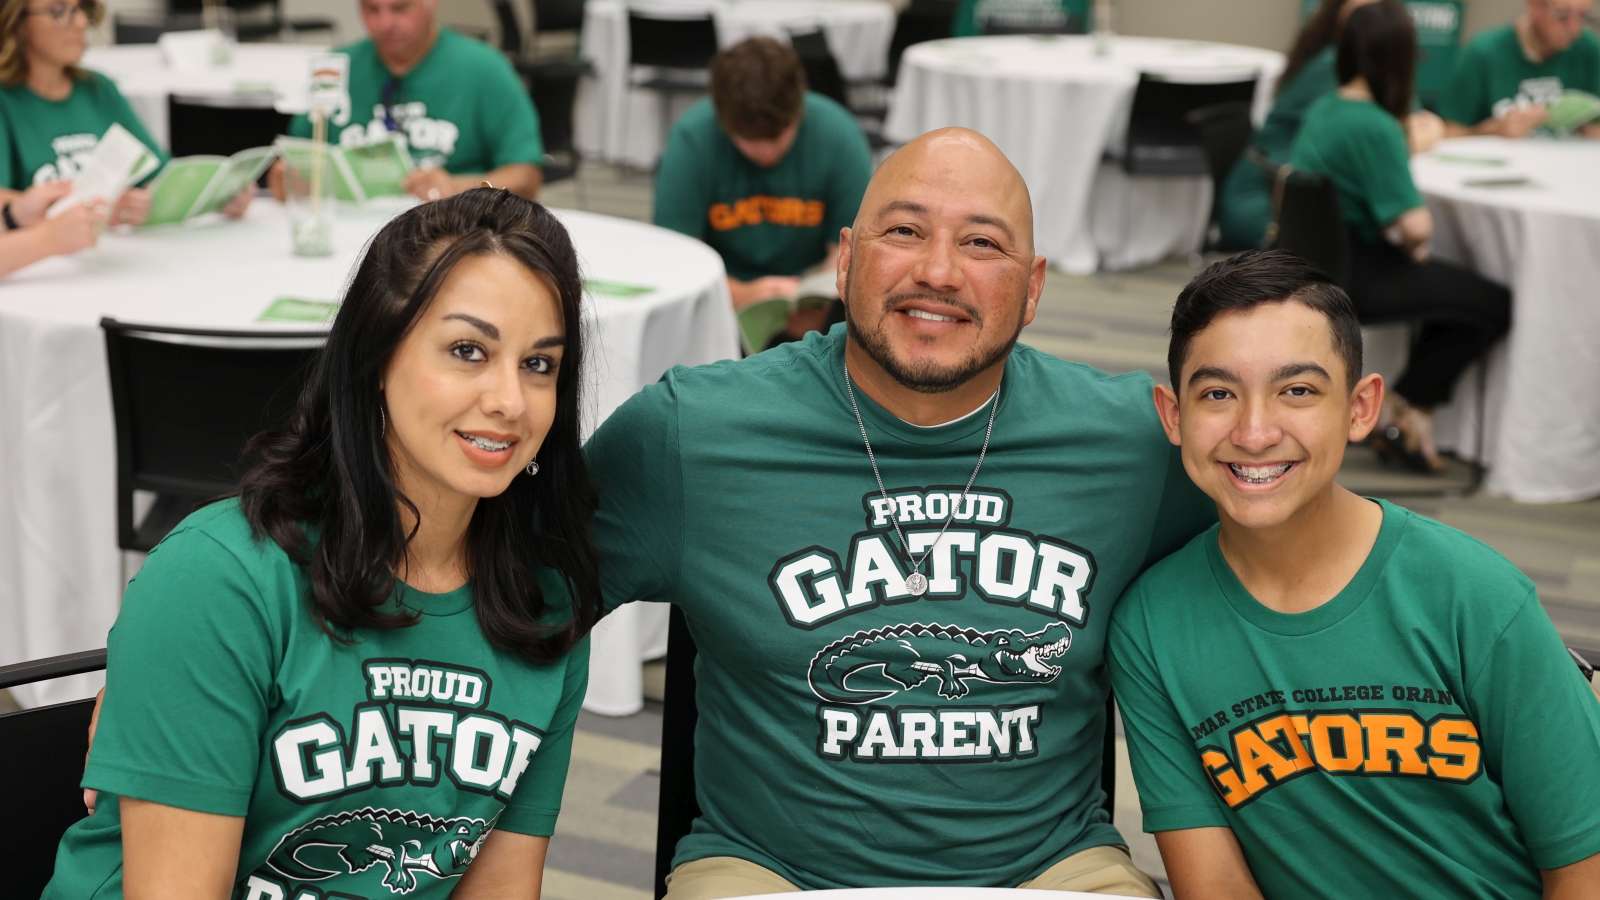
[
  {"xmin": 575, "ymin": 0, "xmax": 896, "ymax": 168},
  {"xmin": 83, "ymin": 43, "xmax": 325, "ymax": 151},
  {"xmin": 0, "ymin": 200, "xmax": 736, "ymax": 707},
  {"xmin": 736, "ymin": 890, "xmax": 1128, "ymax": 899},
  {"xmin": 1411, "ymin": 136, "xmax": 1600, "ymax": 503},
  {"xmin": 884, "ymin": 35, "xmax": 1285, "ymax": 273}
]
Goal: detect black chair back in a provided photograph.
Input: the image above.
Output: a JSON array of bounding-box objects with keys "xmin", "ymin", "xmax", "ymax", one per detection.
[
  {"xmin": 1270, "ymin": 169, "xmax": 1351, "ymax": 287},
  {"xmin": 491, "ymin": 0, "xmax": 526, "ymax": 58},
  {"xmin": 168, "ymin": 95, "xmax": 290, "ymax": 159},
  {"xmin": 526, "ymin": 60, "xmax": 584, "ymax": 182},
  {"xmin": 165, "ymin": 0, "xmax": 333, "ymax": 40},
  {"xmin": 112, "ymin": 11, "xmax": 204, "ymax": 43},
  {"xmin": 535, "ymin": 0, "xmax": 586, "ymax": 33},
  {"xmin": 1124, "ymin": 75, "xmax": 1256, "ymax": 176},
  {"xmin": 0, "ymin": 649, "xmax": 108, "ymax": 900},
  {"xmin": 101, "ymin": 319, "xmax": 324, "ymax": 552},
  {"xmin": 1184, "ymin": 100, "xmax": 1255, "ymax": 192},
  {"xmin": 789, "ymin": 30, "xmax": 848, "ymax": 107},
  {"xmin": 885, "ymin": 0, "xmax": 958, "ymax": 86},
  {"xmin": 628, "ymin": 13, "xmax": 719, "ymax": 70}
]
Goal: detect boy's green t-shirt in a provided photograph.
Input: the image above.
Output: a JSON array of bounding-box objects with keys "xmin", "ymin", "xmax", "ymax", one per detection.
[
  {"xmin": 652, "ymin": 94, "xmax": 872, "ymax": 281},
  {"xmin": 584, "ymin": 325, "xmax": 1217, "ymax": 889},
  {"xmin": 43, "ymin": 499, "xmax": 588, "ymax": 900},
  {"xmin": 289, "ymin": 29, "xmax": 543, "ymax": 174},
  {"xmin": 1440, "ymin": 24, "xmax": 1600, "ymax": 127},
  {"xmin": 1109, "ymin": 500, "xmax": 1600, "ymax": 900},
  {"xmin": 1289, "ymin": 93, "xmax": 1421, "ymax": 243},
  {"xmin": 0, "ymin": 72, "xmax": 167, "ymax": 189}
]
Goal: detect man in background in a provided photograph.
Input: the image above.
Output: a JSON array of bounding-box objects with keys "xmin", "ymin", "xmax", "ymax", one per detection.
[
  {"xmin": 653, "ymin": 37, "xmax": 873, "ymax": 345},
  {"xmin": 272, "ymin": 0, "xmax": 544, "ymax": 201},
  {"xmin": 1441, "ymin": 0, "xmax": 1600, "ymax": 137}
]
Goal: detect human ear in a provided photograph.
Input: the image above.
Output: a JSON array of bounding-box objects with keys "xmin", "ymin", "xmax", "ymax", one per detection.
[
  {"xmin": 1347, "ymin": 372, "xmax": 1384, "ymax": 442},
  {"xmin": 1153, "ymin": 384, "xmax": 1182, "ymax": 446},
  {"xmin": 1021, "ymin": 255, "xmax": 1046, "ymax": 328},
  {"xmin": 835, "ymin": 228, "xmax": 853, "ymax": 299}
]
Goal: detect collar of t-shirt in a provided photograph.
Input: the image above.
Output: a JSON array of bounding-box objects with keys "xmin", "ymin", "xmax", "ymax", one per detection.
[{"xmin": 903, "ymin": 390, "xmax": 1000, "ymax": 429}]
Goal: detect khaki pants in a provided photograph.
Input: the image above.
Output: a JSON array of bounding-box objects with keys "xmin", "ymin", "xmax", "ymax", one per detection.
[{"xmin": 663, "ymin": 845, "xmax": 1162, "ymax": 900}]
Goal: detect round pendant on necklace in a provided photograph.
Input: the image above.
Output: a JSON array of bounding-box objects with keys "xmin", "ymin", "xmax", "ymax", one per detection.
[{"xmin": 905, "ymin": 572, "xmax": 929, "ymax": 597}]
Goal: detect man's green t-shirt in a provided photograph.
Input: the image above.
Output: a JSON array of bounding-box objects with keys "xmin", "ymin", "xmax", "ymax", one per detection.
[
  {"xmin": 952, "ymin": 0, "xmax": 1089, "ymax": 36},
  {"xmin": 584, "ymin": 325, "xmax": 1216, "ymax": 889},
  {"xmin": 1109, "ymin": 500, "xmax": 1600, "ymax": 900},
  {"xmin": 1440, "ymin": 24, "xmax": 1600, "ymax": 127},
  {"xmin": 1218, "ymin": 47, "xmax": 1337, "ymax": 249},
  {"xmin": 0, "ymin": 71, "xmax": 166, "ymax": 189},
  {"xmin": 42, "ymin": 499, "xmax": 588, "ymax": 900},
  {"xmin": 289, "ymin": 29, "xmax": 542, "ymax": 174},
  {"xmin": 1290, "ymin": 94, "xmax": 1421, "ymax": 244},
  {"xmin": 652, "ymin": 94, "xmax": 872, "ymax": 282}
]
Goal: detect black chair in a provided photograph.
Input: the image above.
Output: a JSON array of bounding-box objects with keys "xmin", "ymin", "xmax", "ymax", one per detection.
[
  {"xmin": 1268, "ymin": 167, "xmax": 1351, "ymax": 288},
  {"xmin": 652, "ymin": 606, "xmax": 1117, "ymax": 899},
  {"xmin": 532, "ymin": 0, "xmax": 586, "ymax": 55},
  {"xmin": 166, "ymin": 0, "xmax": 334, "ymax": 42},
  {"xmin": 112, "ymin": 10, "xmax": 204, "ymax": 43},
  {"xmin": 526, "ymin": 60, "xmax": 586, "ymax": 199},
  {"xmin": 1184, "ymin": 99, "xmax": 1256, "ymax": 246},
  {"xmin": 168, "ymin": 94, "xmax": 291, "ymax": 159},
  {"xmin": 0, "ymin": 648, "xmax": 108, "ymax": 900},
  {"xmin": 628, "ymin": 12, "xmax": 720, "ymax": 161},
  {"xmin": 788, "ymin": 29, "xmax": 848, "ymax": 107},
  {"xmin": 884, "ymin": 0, "xmax": 958, "ymax": 88},
  {"xmin": 1122, "ymin": 75, "xmax": 1257, "ymax": 177},
  {"xmin": 101, "ymin": 319, "xmax": 324, "ymax": 553}
]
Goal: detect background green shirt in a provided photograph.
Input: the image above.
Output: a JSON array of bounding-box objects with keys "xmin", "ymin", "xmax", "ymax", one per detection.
[
  {"xmin": 952, "ymin": 0, "xmax": 1090, "ymax": 36},
  {"xmin": 1440, "ymin": 24, "xmax": 1600, "ymax": 126},
  {"xmin": 43, "ymin": 500, "xmax": 587, "ymax": 900},
  {"xmin": 0, "ymin": 71, "xmax": 166, "ymax": 189},
  {"xmin": 652, "ymin": 94, "xmax": 872, "ymax": 281},
  {"xmin": 1110, "ymin": 501, "xmax": 1600, "ymax": 900},
  {"xmin": 1290, "ymin": 94, "xmax": 1422, "ymax": 243},
  {"xmin": 289, "ymin": 29, "xmax": 542, "ymax": 174},
  {"xmin": 584, "ymin": 326, "xmax": 1215, "ymax": 889}
]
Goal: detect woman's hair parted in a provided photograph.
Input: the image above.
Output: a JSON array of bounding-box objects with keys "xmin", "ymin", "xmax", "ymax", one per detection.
[
  {"xmin": 0, "ymin": 0, "xmax": 104, "ymax": 86},
  {"xmin": 1337, "ymin": 0, "xmax": 1417, "ymax": 122},
  {"xmin": 237, "ymin": 189, "xmax": 603, "ymax": 664}
]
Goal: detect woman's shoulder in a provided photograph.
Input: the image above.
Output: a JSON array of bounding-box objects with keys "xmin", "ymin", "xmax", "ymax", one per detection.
[{"xmin": 147, "ymin": 497, "xmax": 302, "ymax": 581}]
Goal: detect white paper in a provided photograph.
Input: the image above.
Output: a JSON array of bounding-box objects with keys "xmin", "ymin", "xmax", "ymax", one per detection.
[
  {"xmin": 157, "ymin": 29, "xmax": 224, "ymax": 72},
  {"xmin": 46, "ymin": 123, "xmax": 160, "ymax": 219}
]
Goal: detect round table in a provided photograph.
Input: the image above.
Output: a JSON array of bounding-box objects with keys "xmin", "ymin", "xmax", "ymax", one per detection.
[
  {"xmin": 575, "ymin": 0, "xmax": 896, "ymax": 168},
  {"xmin": 1410, "ymin": 135, "xmax": 1600, "ymax": 503},
  {"xmin": 0, "ymin": 200, "xmax": 735, "ymax": 708},
  {"xmin": 884, "ymin": 35, "xmax": 1285, "ymax": 273},
  {"xmin": 82, "ymin": 43, "xmax": 324, "ymax": 151}
]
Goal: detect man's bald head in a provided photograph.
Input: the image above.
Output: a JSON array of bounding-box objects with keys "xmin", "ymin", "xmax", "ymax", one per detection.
[{"xmin": 854, "ymin": 128, "xmax": 1035, "ymax": 258}]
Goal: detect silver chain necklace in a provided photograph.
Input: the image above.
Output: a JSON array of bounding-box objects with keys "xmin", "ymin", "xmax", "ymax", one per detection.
[{"xmin": 843, "ymin": 362, "xmax": 999, "ymax": 597}]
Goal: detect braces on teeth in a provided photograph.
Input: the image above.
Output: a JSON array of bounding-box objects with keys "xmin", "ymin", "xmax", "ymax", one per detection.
[
  {"xmin": 1230, "ymin": 462, "xmax": 1293, "ymax": 484},
  {"xmin": 461, "ymin": 433, "xmax": 513, "ymax": 452}
]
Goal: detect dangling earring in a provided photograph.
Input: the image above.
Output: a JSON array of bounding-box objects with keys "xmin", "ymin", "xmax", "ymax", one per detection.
[
  {"xmin": 526, "ymin": 459, "xmax": 539, "ymax": 476},
  {"xmin": 379, "ymin": 406, "xmax": 387, "ymax": 436}
]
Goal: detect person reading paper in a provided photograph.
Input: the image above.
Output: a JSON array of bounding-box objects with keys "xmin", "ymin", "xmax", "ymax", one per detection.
[{"xmin": 1441, "ymin": 0, "xmax": 1600, "ymax": 138}]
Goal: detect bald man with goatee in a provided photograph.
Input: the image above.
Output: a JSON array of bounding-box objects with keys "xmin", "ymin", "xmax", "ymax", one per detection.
[{"xmin": 585, "ymin": 129, "xmax": 1215, "ymax": 899}]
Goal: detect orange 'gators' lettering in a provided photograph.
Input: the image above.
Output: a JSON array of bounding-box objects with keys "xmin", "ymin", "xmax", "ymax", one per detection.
[
  {"xmin": 1361, "ymin": 713, "xmax": 1430, "ymax": 775},
  {"xmin": 1308, "ymin": 714, "xmax": 1367, "ymax": 772},
  {"xmin": 708, "ymin": 196, "xmax": 826, "ymax": 231},
  {"xmin": 1201, "ymin": 749, "xmax": 1252, "ymax": 808},
  {"xmin": 1255, "ymin": 714, "xmax": 1317, "ymax": 774},
  {"xmin": 1233, "ymin": 728, "xmax": 1301, "ymax": 794},
  {"xmin": 1427, "ymin": 718, "xmax": 1482, "ymax": 781}
]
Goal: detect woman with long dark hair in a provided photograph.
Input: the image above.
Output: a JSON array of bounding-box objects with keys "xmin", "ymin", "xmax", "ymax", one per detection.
[
  {"xmin": 44, "ymin": 188, "xmax": 604, "ymax": 900},
  {"xmin": 1290, "ymin": 0, "xmax": 1512, "ymax": 472}
]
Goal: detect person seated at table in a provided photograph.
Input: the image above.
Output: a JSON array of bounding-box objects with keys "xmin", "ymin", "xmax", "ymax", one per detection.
[
  {"xmin": 653, "ymin": 37, "xmax": 873, "ymax": 344},
  {"xmin": 0, "ymin": 178, "xmax": 104, "ymax": 276},
  {"xmin": 272, "ymin": 0, "xmax": 545, "ymax": 203},
  {"xmin": 44, "ymin": 189, "xmax": 603, "ymax": 900},
  {"xmin": 1440, "ymin": 0, "xmax": 1600, "ymax": 138},
  {"xmin": 1216, "ymin": 0, "xmax": 1444, "ymax": 250},
  {"xmin": 1288, "ymin": 0, "xmax": 1510, "ymax": 473},
  {"xmin": 1113, "ymin": 248, "xmax": 1600, "ymax": 900}
]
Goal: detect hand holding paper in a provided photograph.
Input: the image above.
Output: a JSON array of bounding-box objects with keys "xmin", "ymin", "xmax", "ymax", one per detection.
[{"xmin": 45, "ymin": 124, "xmax": 160, "ymax": 219}]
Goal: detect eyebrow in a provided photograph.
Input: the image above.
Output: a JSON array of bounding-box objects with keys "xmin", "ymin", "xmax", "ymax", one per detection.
[
  {"xmin": 444, "ymin": 313, "xmax": 498, "ymax": 340},
  {"xmin": 1187, "ymin": 364, "xmax": 1239, "ymax": 386},
  {"xmin": 1273, "ymin": 362, "xmax": 1332, "ymax": 381},
  {"xmin": 877, "ymin": 201, "xmax": 1015, "ymax": 240}
]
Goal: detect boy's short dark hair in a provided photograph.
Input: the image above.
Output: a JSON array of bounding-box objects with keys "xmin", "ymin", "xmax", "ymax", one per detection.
[
  {"xmin": 709, "ymin": 37, "xmax": 808, "ymax": 140},
  {"xmin": 1168, "ymin": 249, "xmax": 1364, "ymax": 391}
]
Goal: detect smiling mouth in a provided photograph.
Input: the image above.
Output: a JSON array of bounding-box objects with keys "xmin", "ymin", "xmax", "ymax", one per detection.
[
  {"xmin": 459, "ymin": 432, "xmax": 515, "ymax": 452},
  {"xmin": 1229, "ymin": 462, "xmax": 1296, "ymax": 484},
  {"xmin": 905, "ymin": 309, "xmax": 961, "ymax": 323}
]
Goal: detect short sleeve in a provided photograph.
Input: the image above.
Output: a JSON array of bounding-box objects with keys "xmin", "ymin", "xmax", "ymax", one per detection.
[
  {"xmin": 584, "ymin": 378, "xmax": 685, "ymax": 612},
  {"xmin": 96, "ymin": 75, "xmax": 169, "ymax": 166},
  {"xmin": 1464, "ymin": 589, "xmax": 1600, "ymax": 869},
  {"xmin": 1141, "ymin": 443, "xmax": 1217, "ymax": 570},
  {"xmin": 82, "ymin": 525, "xmax": 278, "ymax": 817},
  {"xmin": 287, "ymin": 112, "xmax": 312, "ymax": 139},
  {"xmin": 652, "ymin": 122, "xmax": 712, "ymax": 240},
  {"xmin": 1108, "ymin": 594, "xmax": 1231, "ymax": 832},
  {"xmin": 823, "ymin": 104, "xmax": 872, "ymax": 241},
  {"xmin": 478, "ymin": 55, "xmax": 543, "ymax": 171},
  {"xmin": 1440, "ymin": 41, "xmax": 1490, "ymax": 126},
  {"xmin": 1355, "ymin": 115, "xmax": 1422, "ymax": 230},
  {"xmin": 497, "ymin": 638, "xmax": 589, "ymax": 835}
]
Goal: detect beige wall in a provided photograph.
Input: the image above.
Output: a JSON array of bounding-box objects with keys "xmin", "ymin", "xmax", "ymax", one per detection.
[{"xmin": 1117, "ymin": 0, "xmax": 1528, "ymax": 53}]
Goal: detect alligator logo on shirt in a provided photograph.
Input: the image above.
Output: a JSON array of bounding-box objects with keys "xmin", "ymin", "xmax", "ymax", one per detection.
[
  {"xmin": 807, "ymin": 621, "xmax": 1071, "ymax": 704},
  {"xmin": 263, "ymin": 807, "xmax": 492, "ymax": 894}
]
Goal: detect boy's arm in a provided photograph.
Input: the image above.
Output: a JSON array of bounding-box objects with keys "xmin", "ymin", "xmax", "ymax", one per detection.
[
  {"xmin": 1543, "ymin": 851, "xmax": 1600, "ymax": 900},
  {"xmin": 1155, "ymin": 828, "xmax": 1266, "ymax": 900}
]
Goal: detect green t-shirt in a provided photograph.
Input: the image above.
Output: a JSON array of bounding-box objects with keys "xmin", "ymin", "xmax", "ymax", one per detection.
[
  {"xmin": 952, "ymin": 0, "xmax": 1089, "ymax": 36},
  {"xmin": 584, "ymin": 325, "xmax": 1216, "ymax": 889},
  {"xmin": 1440, "ymin": 24, "xmax": 1600, "ymax": 127},
  {"xmin": 43, "ymin": 499, "xmax": 587, "ymax": 900},
  {"xmin": 289, "ymin": 29, "xmax": 542, "ymax": 174},
  {"xmin": 1289, "ymin": 93, "xmax": 1422, "ymax": 244},
  {"xmin": 0, "ymin": 71, "xmax": 166, "ymax": 190},
  {"xmin": 1218, "ymin": 46, "xmax": 1339, "ymax": 249},
  {"xmin": 652, "ymin": 94, "xmax": 872, "ymax": 281},
  {"xmin": 1109, "ymin": 500, "xmax": 1600, "ymax": 900}
]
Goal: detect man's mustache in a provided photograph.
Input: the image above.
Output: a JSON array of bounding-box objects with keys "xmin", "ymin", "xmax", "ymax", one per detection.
[{"xmin": 881, "ymin": 292, "xmax": 984, "ymax": 325}]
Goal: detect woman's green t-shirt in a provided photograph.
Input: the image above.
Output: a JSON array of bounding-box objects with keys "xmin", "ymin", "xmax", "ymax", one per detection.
[
  {"xmin": 42, "ymin": 499, "xmax": 588, "ymax": 900},
  {"xmin": 1289, "ymin": 93, "xmax": 1422, "ymax": 244},
  {"xmin": 0, "ymin": 71, "xmax": 166, "ymax": 190}
]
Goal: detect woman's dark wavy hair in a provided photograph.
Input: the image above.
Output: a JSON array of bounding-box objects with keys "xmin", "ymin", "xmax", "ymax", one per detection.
[
  {"xmin": 237, "ymin": 189, "xmax": 603, "ymax": 664},
  {"xmin": 1337, "ymin": 0, "xmax": 1416, "ymax": 122},
  {"xmin": 1280, "ymin": 0, "xmax": 1363, "ymax": 94}
]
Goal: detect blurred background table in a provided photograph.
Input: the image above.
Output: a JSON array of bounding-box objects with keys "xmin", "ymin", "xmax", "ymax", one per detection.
[
  {"xmin": 884, "ymin": 35, "xmax": 1284, "ymax": 273},
  {"xmin": 576, "ymin": 0, "xmax": 895, "ymax": 169},
  {"xmin": 1411, "ymin": 136, "xmax": 1600, "ymax": 503},
  {"xmin": 0, "ymin": 200, "xmax": 735, "ymax": 707}
]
